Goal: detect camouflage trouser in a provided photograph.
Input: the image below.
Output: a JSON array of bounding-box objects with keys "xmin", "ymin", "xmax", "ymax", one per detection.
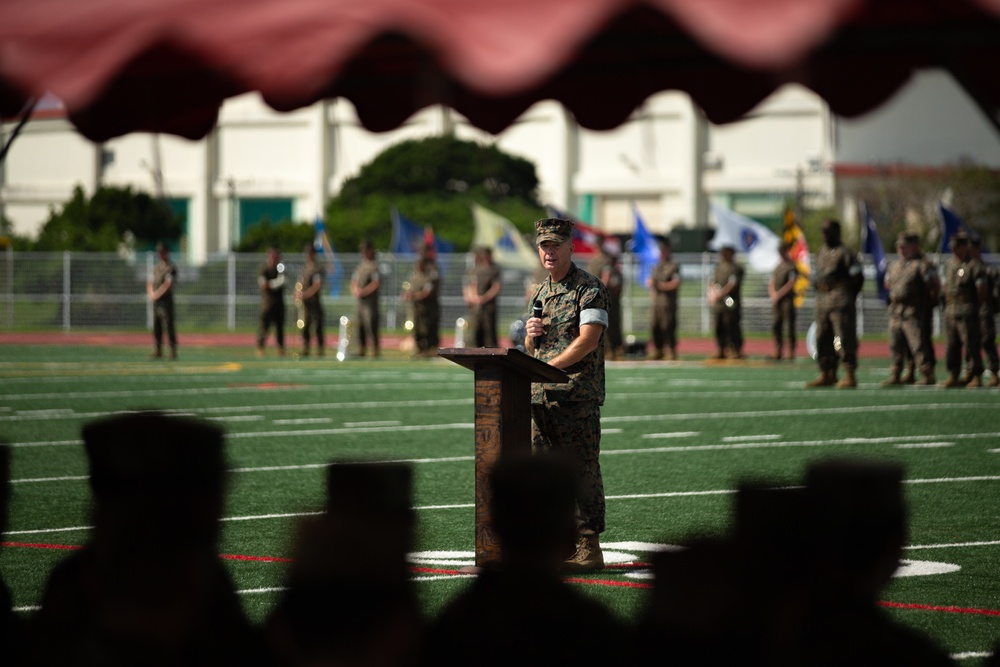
[
  {"xmin": 771, "ymin": 300, "xmax": 796, "ymax": 353},
  {"xmin": 302, "ymin": 301, "xmax": 324, "ymax": 349},
  {"xmin": 413, "ymin": 304, "xmax": 440, "ymax": 352},
  {"xmin": 152, "ymin": 300, "xmax": 176, "ymax": 350},
  {"xmin": 945, "ymin": 311, "xmax": 982, "ymax": 377},
  {"xmin": 815, "ymin": 302, "xmax": 857, "ymax": 372},
  {"xmin": 531, "ymin": 402, "xmax": 605, "ymax": 534},
  {"xmin": 889, "ymin": 306, "xmax": 931, "ymax": 377},
  {"xmin": 651, "ymin": 303, "xmax": 677, "ymax": 351},
  {"xmin": 713, "ymin": 308, "xmax": 743, "ymax": 355},
  {"xmin": 355, "ymin": 301, "xmax": 380, "ymax": 353},
  {"xmin": 979, "ymin": 312, "xmax": 999, "ymax": 373},
  {"xmin": 467, "ymin": 303, "xmax": 497, "ymax": 347}
]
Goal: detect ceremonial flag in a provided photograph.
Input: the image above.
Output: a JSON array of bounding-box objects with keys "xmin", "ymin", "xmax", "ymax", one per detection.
[
  {"xmin": 390, "ymin": 207, "xmax": 452, "ymax": 256},
  {"xmin": 782, "ymin": 207, "xmax": 810, "ymax": 308},
  {"xmin": 626, "ymin": 204, "xmax": 660, "ymax": 286},
  {"xmin": 313, "ymin": 215, "xmax": 343, "ymax": 296},
  {"xmin": 860, "ymin": 201, "xmax": 889, "ymax": 303},
  {"xmin": 546, "ymin": 205, "xmax": 621, "ymax": 256},
  {"xmin": 939, "ymin": 204, "xmax": 974, "ymax": 253},
  {"xmin": 471, "ymin": 203, "xmax": 539, "ymax": 271},
  {"xmin": 708, "ymin": 203, "xmax": 781, "ymax": 273}
]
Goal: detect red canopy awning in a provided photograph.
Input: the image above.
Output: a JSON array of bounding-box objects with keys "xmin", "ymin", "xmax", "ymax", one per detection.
[{"xmin": 1, "ymin": 0, "xmax": 999, "ymax": 141}]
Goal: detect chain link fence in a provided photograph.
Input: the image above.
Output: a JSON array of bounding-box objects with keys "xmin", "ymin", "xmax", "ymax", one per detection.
[{"xmin": 0, "ymin": 249, "xmax": 899, "ymax": 340}]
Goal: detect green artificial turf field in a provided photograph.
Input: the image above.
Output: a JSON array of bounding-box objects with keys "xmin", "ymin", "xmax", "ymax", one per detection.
[{"xmin": 1, "ymin": 344, "xmax": 999, "ymax": 660}]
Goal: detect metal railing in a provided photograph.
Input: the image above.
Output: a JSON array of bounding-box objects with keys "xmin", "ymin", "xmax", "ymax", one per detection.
[{"xmin": 0, "ymin": 248, "xmax": 908, "ymax": 339}]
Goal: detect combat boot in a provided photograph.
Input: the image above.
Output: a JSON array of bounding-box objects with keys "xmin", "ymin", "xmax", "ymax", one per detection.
[
  {"xmin": 563, "ymin": 533, "xmax": 604, "ymax": 573},
  {"xmin": 805, "ymin": 370, "xmax": 837, "ymax": 388},
  {"xmin": 988, "ymin": 372, "xmax": 1000, "ymax": 387},
  {"xmin": 967, "ymin": 374, "xmax": 983, "ymax": 388},
  {"xmin": 940, "ymin": 374, "xmax": 964, "ymax": 388},
  {"xmin": 900, "ymin": 366, "xmax": 916, "ymax": 384},
  {"xmin": 916, "ymin": 372, "xmax": 936, "ymax": 386},
  {"xmin": 836, "ymin": 368, "xmax": 857, "ymax": 389},
  {"xmin": 879, "ymin": 373, "xmax": 902, "ymax": 387}
]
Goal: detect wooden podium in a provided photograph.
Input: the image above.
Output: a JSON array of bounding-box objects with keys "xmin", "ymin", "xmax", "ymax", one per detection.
[{"xmin": 437, "ymin": 347, "xmax": 569, "ymax": 568}]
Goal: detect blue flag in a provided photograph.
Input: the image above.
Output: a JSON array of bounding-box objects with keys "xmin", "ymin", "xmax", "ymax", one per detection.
[
  {"xmin": 390, "ymin": 207, "xmax": 453, "ymax": 255},
  {"xmin": 626, "ymin": 205, "xmax": 660, "ymax": 286},
  {"xmin": 313, "ymin": 216, "xmax": 343, "ymax": 297},
  {"xmin": 860, "ymin": 202, "xmax": 889, "ymax": 303},
  {"xmin": 939, "ymin": 204, "xmax": 973, "ymax": 253}
]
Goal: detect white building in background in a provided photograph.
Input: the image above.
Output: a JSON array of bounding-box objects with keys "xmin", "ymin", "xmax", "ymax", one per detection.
[{"xmin": 2, "ymin": 69, "xmax": 999, "ymax": 264}]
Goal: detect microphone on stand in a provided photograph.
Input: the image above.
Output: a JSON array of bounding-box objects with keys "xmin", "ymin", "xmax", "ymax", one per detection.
[{"xmin": 532, "ymin": 300, "xmax": 543, "ymax": 350}]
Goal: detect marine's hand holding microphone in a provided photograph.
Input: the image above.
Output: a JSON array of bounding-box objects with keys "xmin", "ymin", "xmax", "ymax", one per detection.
[{"xmin": 531, "ymin": 300, "xmax": 543, "ymax": 350}]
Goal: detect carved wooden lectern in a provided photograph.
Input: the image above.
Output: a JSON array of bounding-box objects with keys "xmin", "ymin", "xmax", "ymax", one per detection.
[{"xmin": 437, "ymin": 347, "xmax": 569, "ymax": 568}]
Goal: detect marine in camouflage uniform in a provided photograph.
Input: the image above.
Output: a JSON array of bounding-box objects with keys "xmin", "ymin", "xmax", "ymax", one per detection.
[
  {"xmin": 806, "ymin": 219, "xmax": 864, "ymax": 388},
  {"xmin": 647, "ymin": 238, "xmax": 681, "ymax": 360},
  {"xmin": 146, "ymin": 242, "xmax": 178, "ymax": 359},
  {"xmin": 881, "ymin": 233, "xmax": 937, "ymax": 385},
  {"xmin": 940, "ymin": 232, "xmax": 985, "ymax": 387},
  {"xmin": 297, "ymin": 244, "xmax": 325, "ymax": 356},
  {"xmin": 587, "ymin": 247, "xmax": 623, "ymax": 359},
  {"xmin": 351, "ymin": 240, "xmax": 381, "ymax": 357},
  {"xmin": 404, "ymin": 250, "xmax": 441, "ymax": 356},
  {"xmin": 768, "ymin": 242, "xmax": 798, "ymax": 360},
  {"xmin": 464, "ymin": 247, "xmax": 501, "ymax": 347},
  {"xmin": 708, "ymin": 246, "xmax": 744, "ymax": 359},
  {"xmin": 971, "ymin": 237, "xmax": 999, "ymax": 386},
  {"xmin": 526, "ymin": 217, "xmax": 610, "ymax": 573},
  {"xmin": 257, "ymin": 247, "xmax": 286, "ymax": 356}
]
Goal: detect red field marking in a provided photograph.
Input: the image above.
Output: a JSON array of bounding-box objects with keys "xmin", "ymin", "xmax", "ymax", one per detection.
[
  {"xmin": 880, "ymin": 600, "xmax": 1000, "ymax": 618},
  {"xmin": 220, "ymin": 553, "xmax": 293, "ymax": 564},
  {"xmin": 224, "ymin": 383, "xmax": 306, "ymax": 389},
  {"xmin": 3, "ymin": 541, "xmax": 82, "ymax": 551}
]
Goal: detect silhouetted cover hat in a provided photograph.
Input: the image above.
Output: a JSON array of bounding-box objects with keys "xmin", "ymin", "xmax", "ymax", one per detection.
[{"xmin": 83, "ymin": 411, "xmax": 225, "ymax": 499}]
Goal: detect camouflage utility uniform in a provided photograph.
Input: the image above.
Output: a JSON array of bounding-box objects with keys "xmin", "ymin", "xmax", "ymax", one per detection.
[
  {"xmin": 530, "ymin": 263, "xmax": 610, "ymax": 535},
  {"xmin": 409, "ymin": 261, "xmax": 441, "ymax": 354},
  {"xmin": 649, "ymin": 258, "xmax": 681, "ymax": 358},
  {"xmin": 151, "ymin": 257, "xmax": 177, "ymax": 355},
  {"xmin": 299, "ymin": 258, "xmax": 325, "ymax": 354},
  {"xmin": 972, "ymin": 255, "xmax": 999, "ymax": 380},
  {"xmin": 712, "ymin": 257, "xmax": 744, "ymax": 357},
  {"xmin": 352, "ymin": 257, "xmax": 381, "ymax": 356},
  {"xmin": 771, "ymin": 258, "xmax": 797, "ymax": 358},
  {"xmin": 885, "ymin": 254, "xmax": 936, "ymax": 382},
  {"xmin": 467, "ymin": 261, "xmax": 501, "ymax": 347},
  {"xmin": 812, "ymin": 244, "xmax": 863, "ymax": 377},
  {"xmin": 258, "ymin": 262, "xmax": 286, "ymax": 351},
  {"xmin": 587, "ymin": 252, "xmax": 623, "ymax": 358},
  {"xmin": 942, "ymin": 255, "xmax": 984, "ymax": 381}
]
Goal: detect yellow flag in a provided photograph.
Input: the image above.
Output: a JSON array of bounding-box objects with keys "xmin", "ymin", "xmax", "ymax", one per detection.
[
  {"xmin": 471, "ymin": 204, "xmax": 539, "ymax": 271},
  {"xmin": 782, "ymin": 208, "xmax": 811, "ymax": 308}
]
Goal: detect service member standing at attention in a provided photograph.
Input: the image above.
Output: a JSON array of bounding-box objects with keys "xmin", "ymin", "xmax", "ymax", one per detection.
[
  {"xmin": 707, "ymin": 245, "xmax": 745, "ymax": 360},
  {"xmin": 970, "ymin": 236, "xmax": 999, "ymax": 386},
  {"xmin": 587, "ymin": 246, "xmax": 624, "ymax": 360},
  {"xmin": 146, "ymin": 242, "xmax": 178, "ymax": 360},
  {"xmin": 403, "ymin": 247, "xmax": 441, "ymax": 357},
  {"xmin": 647, "ymin": 237, "xmax": 681, "ymax": 360},
  {"xmin": 940, "ymin": 232, "xmax": 985, "ymax": 387},
  {"xmin": 296, "ymin": 244, "xmax": 325, "ymax": 357},
  {"xmin": 806, "ymin": 219, "xmax": 864, "ymax": 388},
  {"xmin": 525, "ymin": 217, "xmax": 610, "ymax": 573},
  {"xmin": 257, "ymin": 246, "xmax": 286, "ymax": 357},
  {"xmin": 881, "ymin": 233, "xmax": 937, "ymax": 386},
  {"xmin": 463, "ymin": 246, "xmax": 501, "ymax": 347},
  {"xmin": 351, "ymin": 240, "xmax": 382, "ymax": 358},
  {"xmin": 768, "ymin": 242, "xmax": 798, "ymax": 361}
]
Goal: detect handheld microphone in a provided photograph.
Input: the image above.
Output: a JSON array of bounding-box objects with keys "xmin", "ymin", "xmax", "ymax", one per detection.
[{"xmin": 532, "ymin": 300, "xmax": 543, "ymax": 350}]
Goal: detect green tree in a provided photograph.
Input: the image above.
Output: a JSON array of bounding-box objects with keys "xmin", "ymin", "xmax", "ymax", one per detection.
[
  {"xmin": 326, "ymin": 136, "xmax": 546, "ymax": 252},
  {"xmin": 235, "ymin": 218, "xmax": 316, "ymax": 253},
  {"xmin": 33, "ymin": 185, "xmax": 182, "ymax": 251}
]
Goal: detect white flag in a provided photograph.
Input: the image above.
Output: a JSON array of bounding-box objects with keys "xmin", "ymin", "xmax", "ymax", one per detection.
[
  {"xmin": 708, "ymin": 203, "xmax": 781, "ymax": 273},
  {"xmin": 471, "ymin": 204, "xmax": 539, "ymax": 271}
]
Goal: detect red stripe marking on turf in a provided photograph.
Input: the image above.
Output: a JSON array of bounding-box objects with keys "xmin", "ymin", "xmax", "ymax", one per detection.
[
  {"xmin": 225, "ymin": 383, "xmax": 305, "ymax": 389},
  {"xmin": 3, "ymin": 541, "xmax": 82, "ymax": 551},
  {"xmin": 565, "ymin": 577, "xmax": 652, "ymax": 589},
  {"xmin": 219, "ymin": 553, "xmax": 292, "ymax": 563},
  {"xmin": 880, "ymin": 600, "xmax": 1000, "ymax": 617}
]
